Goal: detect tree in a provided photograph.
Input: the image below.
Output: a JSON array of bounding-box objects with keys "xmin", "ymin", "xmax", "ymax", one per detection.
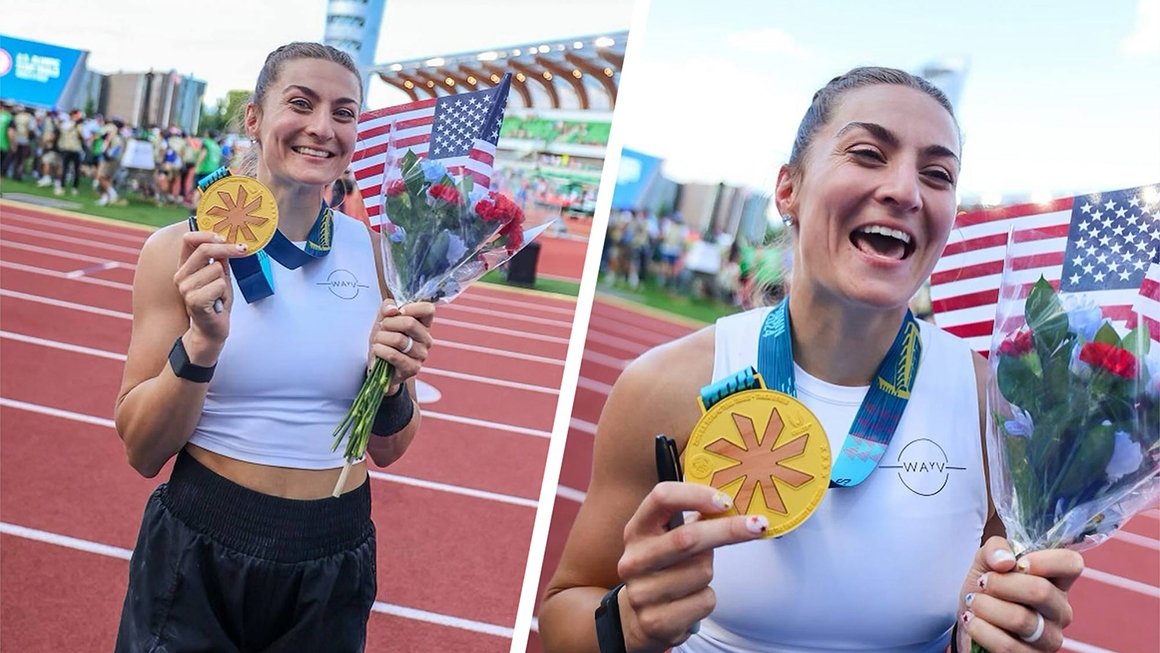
[{"xmin": 199, "ymin": 90, "xmax": 251, "ymax": 135}]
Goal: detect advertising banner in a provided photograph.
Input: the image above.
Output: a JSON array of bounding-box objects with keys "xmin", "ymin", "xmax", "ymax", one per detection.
[{"xmin": 0, "ymin": 35, "xmax": 88, "ymax": 110}]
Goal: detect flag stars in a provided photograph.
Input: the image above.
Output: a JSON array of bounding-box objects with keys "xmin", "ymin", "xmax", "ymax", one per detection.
[
  {"xmin": 1093, "ymin": 271, "xmax": 1106, "ymax": 283},
  {"xmin": 1115, "ymin": 207, "xmax": 1127, "ymax": 219},
  {"xmin": 1129, "ymin": 196, "xmax": 1140, "ymax": 208},
  {"xmin": 1104, "ymin": 199, "xmax": 1116, "ymax": 211},
  {"xmin": 1082, "ymin": 202, "xmax": 1093, "ymax": 213},
  {"xmin": 1069, "ymin": 273, "xmax": 1082, "ymax": 285}
]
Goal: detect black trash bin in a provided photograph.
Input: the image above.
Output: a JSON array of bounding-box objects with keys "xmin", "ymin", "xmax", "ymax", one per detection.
[{"xmin": 505, "ymin": 240, "xmax": 541, "ymax": 286}]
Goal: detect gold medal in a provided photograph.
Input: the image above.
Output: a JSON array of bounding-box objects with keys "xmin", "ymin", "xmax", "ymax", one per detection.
[
  {"xmin": 683, "ymin": 377, "xmax": 830, "ymax": 538},
  {"xmin": 196, "ymin": 175, "xmax": 279, "ymax": 252}
]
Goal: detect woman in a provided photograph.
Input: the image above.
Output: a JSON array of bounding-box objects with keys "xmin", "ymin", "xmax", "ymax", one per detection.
[
  {"xmin": 539, "ymin": 68, "xmax": 1083, "ymax": 653},
  {"xmin": 113, "ymin": 42, "xmax": 434, "ymax": 652}
]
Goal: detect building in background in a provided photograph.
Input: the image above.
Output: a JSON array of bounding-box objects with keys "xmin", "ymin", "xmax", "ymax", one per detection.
[
  {"xmin": 102, "ymin": 71, "xmax": 205, "ymax": 133},
  {"xmin": 324, "ymin": 0, "xmax": 387, "ymax": 107},
  {"xmin": 367, "ymin": 33, "xmax": 628, "ymax": 222},
  {"xmin": 0, "ymin": 34, "xmax": 90, "ymax": 111}
]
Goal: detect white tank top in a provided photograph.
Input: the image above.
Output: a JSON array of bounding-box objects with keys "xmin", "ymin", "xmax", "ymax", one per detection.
[
  {"xmin": 677, "ymin": 307, "xmax": 987, "ymax": 653},
  {"xmin": 188, "ymin": 211, "xmax": 383, "ymax": 469}
]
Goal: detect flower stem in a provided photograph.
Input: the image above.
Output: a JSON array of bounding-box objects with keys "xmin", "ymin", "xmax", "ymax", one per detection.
[{"xmin": 331, "ymin": 358, "xmax": 395, "ymax": 497}]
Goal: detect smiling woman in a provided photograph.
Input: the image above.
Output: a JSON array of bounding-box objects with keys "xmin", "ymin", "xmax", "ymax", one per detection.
[
  {"xmin": 538, "ymin": 67, "xmax": 1084, "ymax": 653},
  {"xmin": 111, "ymin": 42, "xmax": 437, "ymax": 652}
]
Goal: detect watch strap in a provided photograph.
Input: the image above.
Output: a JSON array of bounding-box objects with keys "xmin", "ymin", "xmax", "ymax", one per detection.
[
  {"xmin": 594, "ymin": 582, "xmax": 628, "ymax": 653},
  {"xmin": 168, "ymin": 336, "xmax": 216, "ymax": 383}
]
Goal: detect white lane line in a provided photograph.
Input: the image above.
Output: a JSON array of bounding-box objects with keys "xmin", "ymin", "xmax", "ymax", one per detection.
[
  {"xmin": 587, "ymin": 315, "xmax": 689, "ymax": 345},
  {"xmin": 0, "ymin": 288, "xmax": 132, "ymax": 319},
  {"xmin": 0, "ymin": 398, "xmax": 542, "ymax": 505},
  {"xmin": 0, "ymin": 522, "xmax": 511, "ymax": 639},
  {"xmin": 1082, "ymin": 567, "xmax": 1160, "ymax": 597},
  {"xmin": 583, "ymin": 348, "xmax": 631, "ymax": 370},
  {"xmin": 1115, "ymin": 530, "xmax": 1160, "ymax": 551},
  {"xmin": 1, "ymin": 522, "xmax": 134, "ymax": 559},
  {"xmin": 439, "ymin": 340, "xmax": 564, "ymax": 367},
  {"xmin": 437, "ymin": 318, "xmax": 570, "ymax": 345},
  {"xmin": 422, "ymin": 410, "xmax": 552, "ymax": 438},
  {"xmin": 1, "ymin": 240, "xmax": 138, "ymax": 269},
  {"xmin": 1, "ymin": 260, "xmax": 133, "ymax": 290},
  {"xmin": 370, "ymin": 602, "xmax": 512, "ymax": 638},
  {"xmin": 570, "ymin": 418, "xmax": 597, "ymax": 435},
  {"xmin": 0, "ymin": 330, "xmax": 558, "ymax": 395},
  {"xmin": 0, "ymin": 224, "xmax": 143, "ymax": 255},
  {"xmin": 442, "ymin": 303, "xmax": 574, "ymax": 330},
  {"xmin": 422, "ymin": 367, "xmax": 559, "ymax": 395},
  {"xmin": 584, "ymin": 329, "xmax": 651, "ymax": 355},
  {"xmin": 1061, "ymin": 638, "xmax": 1120, "ymax": 653},
  {"xmin": 556, "ymin": 485, "xmax": 587, "ymax": 504},
  {"xmin": 577, "ymin": 376, "xmax": 613, "ymax": 395},
  {"xmin": 0, "ymin": 211, "xmax": 150, "ymax": 243},
  {"xmin": 67, "ymin": 261, "xmax": 122, "ymax": 278},
  {"xmin": 1, "ymin": 330, "xmax": 127, "ymax": 360},
  {"xmin": 456, "ymin": 292, "xmax": 576, "ymax": 316},
  {"xmin": 369, "ymin": 471, "xmax": 537, "ymax": 508}
]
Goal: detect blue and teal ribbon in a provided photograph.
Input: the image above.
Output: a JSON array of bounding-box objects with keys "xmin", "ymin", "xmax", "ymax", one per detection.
[
  {"xmin": 756, "ymin": 297, "xmax": 922, "ymax": 488},
  {"xmin": 196, "ymin": 167, "xmax": 333, "ymax": 304}
]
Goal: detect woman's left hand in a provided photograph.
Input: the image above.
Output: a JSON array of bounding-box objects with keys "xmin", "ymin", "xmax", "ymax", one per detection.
[
  {"xmin": 369, "ymin": 301, "xmax": 435, "ymax": 393},
  {"xmin": 957, "ymin": 536, "xmax": 1084, "ymax": 651}
]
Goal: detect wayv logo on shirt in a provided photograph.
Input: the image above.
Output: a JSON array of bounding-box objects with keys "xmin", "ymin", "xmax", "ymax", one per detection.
[
  {"xmin": 317, "ymin": 269, "xmax": 370, "ymax": 300},
  {"xmin": 879, "ymin": 438, "xmax": 966, "ymax": 496}
]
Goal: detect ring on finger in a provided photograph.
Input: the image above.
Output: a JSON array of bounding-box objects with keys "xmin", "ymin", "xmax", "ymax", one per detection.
[
  {"xmin": 400, "ymin": 335, "xmax": 414, "ymax": 355},
  {"xmin": 1020, "ymin": 611, "xmax": 1045, "ymax": 644}
]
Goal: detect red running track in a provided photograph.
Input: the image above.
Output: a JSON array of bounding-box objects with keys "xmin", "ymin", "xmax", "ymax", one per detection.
[
  {"xmin": 0, "ymin": 200, "xmax": 579, "ymax": 653},
  {"xmin": 525, "ymin": 297, "xmax": 1160, "ymax": 653}
]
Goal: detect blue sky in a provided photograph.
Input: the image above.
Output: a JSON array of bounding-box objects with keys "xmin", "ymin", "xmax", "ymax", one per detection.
[{"xmin": 618, "ymin": 0, "xmax": 1160, "ymax": 200}]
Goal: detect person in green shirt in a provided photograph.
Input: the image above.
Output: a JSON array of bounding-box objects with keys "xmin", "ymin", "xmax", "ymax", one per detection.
[
  {"xmin": 0, "ymin": 103, "xmax": 13, "ymax": 178},
  {"xmin": 191, "ymin": 129, "xmax": 223, "ymax": 205}
]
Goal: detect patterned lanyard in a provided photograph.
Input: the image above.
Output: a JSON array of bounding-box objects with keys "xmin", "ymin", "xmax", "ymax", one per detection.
[
  {"xmin": 757, "ymin": 298, "xmax": 923, "ymax": 487},
  {"xmin": 197, "ymin": 168, "xmax": 334, "ymax": 304}
]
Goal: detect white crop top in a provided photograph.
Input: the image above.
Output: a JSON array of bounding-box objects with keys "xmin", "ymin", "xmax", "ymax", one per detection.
[
  {"xmin": 188, "ymin": 211, "xmax": 383, "ymax": 469},
  {"xmin": 676, "ymin": 307, "xmax": 988, "ymax": 653}
]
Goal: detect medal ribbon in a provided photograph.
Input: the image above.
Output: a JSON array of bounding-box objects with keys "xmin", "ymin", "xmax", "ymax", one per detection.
[
  {"xmin": 757, "ymin": 297, "xmax": 922, "ymax": 487},
  {"xmin": 196, "ymin": 167, "xmax": 334, "ymax": 304}
]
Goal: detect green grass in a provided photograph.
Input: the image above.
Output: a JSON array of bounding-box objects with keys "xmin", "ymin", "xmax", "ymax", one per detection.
[
  {"xmin": 597, "ymin": 272, "xmax": 739, "ymax": 325},
  {"xmin": 0, "ymin": 176, "xmax": 190, "ymax": 229},
  {"xmin": 481, "ymin": 269, "xmax": 580, "ymax": 297}
]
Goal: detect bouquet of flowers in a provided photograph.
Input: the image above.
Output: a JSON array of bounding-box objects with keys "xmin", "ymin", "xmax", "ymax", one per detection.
[
  {"xmin": 330, "ymin": 81, "xmax": 554, "ymax": 494},
  {"xmin": 984, "ymin": 220, "xmax": 1160, "ymax": 570}
]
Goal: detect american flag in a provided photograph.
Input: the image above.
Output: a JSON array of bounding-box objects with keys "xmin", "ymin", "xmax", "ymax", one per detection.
[
  {"xmin": 930, "ymin": 184, "xmax": 1160, "ymax": 353},
  {"xmin": 350, "ymin": 74, "xmax": 511, "ymax": 223}
]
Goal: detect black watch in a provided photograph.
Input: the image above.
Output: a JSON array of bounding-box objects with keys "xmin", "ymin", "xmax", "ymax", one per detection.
[
  {"xmin": 168, "ymin": 336, "xmax": 216, "ymax": 383},
  {"xmin": 594, "ymin": 582, "xmax": 627, "ymax": 653}
]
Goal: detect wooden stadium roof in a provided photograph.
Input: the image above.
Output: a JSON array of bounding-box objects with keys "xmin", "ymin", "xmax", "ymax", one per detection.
[{"xmin": 368, "ymin": 32, "xmax": 627, "ymax": 110}]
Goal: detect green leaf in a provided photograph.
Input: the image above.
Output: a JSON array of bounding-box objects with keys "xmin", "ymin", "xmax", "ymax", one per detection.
[
  {"xmin": 1025, "ymin": 277, "xmax": 1070, "ymax": 355},
  {"xmin": 1123, "ymin": 326, "xmax": 1151, "ymax": 358},
  {"xmin": 1092, "ymin": 322, "xmax": 1121, "ymax": 347},
  {"xmin": 997, "ymin": 353, "xmax": 1040, "ymax": 409},
  {"xmin": 1053, "ymin": 421, "xmax": 1116, "ymax": 497}
]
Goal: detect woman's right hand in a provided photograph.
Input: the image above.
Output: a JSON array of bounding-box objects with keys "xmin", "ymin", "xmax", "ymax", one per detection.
[
  {"xmin": 616, "ymin": 482, "xmax": 768, "ymax": 653},
  {"xmin": 174, "ymin": 232, "xmax": 249, "ymax": 343}
]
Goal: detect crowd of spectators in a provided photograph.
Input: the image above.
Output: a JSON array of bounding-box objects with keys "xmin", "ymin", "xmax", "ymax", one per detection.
[{"xmin": 0, "ymin": 101, "xmax": 234, "ymax": 208}]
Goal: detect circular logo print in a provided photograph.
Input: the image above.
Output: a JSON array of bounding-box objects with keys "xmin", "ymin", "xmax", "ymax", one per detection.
[
  {"xmin": 196, "ymin": 176, "xmax": 279, "ymax": 252},
  {"xmin": 684, "ymin": 389, "xmax": 830, "ymax": 538},
  {"xmin": 318, "ymin": 269, "xmax": 369, "ymax": 300},
  {"xmin": 890, "ymin": 438, "xmax": 954, "ymax": 496},
  {"xmin": 0, "ymin": 49, "xmax": 12, "ymax": 77}
]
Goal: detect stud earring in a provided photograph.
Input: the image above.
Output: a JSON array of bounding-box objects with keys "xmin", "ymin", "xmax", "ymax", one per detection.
[{"xmin": 781, "ymin": 214, "xmax": 794, "ymax": 226}]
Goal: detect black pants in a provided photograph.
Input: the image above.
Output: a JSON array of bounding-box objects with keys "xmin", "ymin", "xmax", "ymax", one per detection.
[{"xmin": 115, "ymin": 451, "xmax": 376, "ymax": 653}]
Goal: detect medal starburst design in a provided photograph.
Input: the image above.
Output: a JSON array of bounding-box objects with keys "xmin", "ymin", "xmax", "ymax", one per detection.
[
  {"xmin": 206, "ymin": 186, "xmax": 268, "ymax": 243},
  {"xmin": 706, "ymin": 409, "xmax": 816, "ymax": 514}
]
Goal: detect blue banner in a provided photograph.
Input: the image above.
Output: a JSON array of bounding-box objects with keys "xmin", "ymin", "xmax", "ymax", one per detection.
[
  {"xmin": 612, "ymin": 147, "xmax": 663, "ymax": 211},
  {"xmin": 0, "ymin": 35, "xmax": 87, "ymax": 110}
]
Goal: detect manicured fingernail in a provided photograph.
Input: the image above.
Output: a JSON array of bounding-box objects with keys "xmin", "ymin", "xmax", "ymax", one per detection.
[
  {"xmin": 237, "ymin": 243, "xmax": 248, "ymax": 252},
  {"xmin": 964, "ymin": 592, "xmax": 975, "ymax": 606},
  {"xmin": 711, "ymin": 492, "xmax": 733, "ymax": 511},
  {"xmin": 989, "ymin": 549, "xmax": 1016, "ymax": 566},
  {"xmin": 961, "ymin": 610, "xmax": 972, "ymax": 625},
  {"xmin": 746, "ymin": 515, "xmax": 768, "ymax": 534},
  {"xmin": 977, "ymin": 573, "xmax": 988, "ymax": 590},
  {"xmin": 1016, "ymin": 558, "xmax": 1030, "ymax": 573}
]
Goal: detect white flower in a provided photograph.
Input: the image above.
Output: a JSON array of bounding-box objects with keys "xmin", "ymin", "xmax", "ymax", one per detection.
[
  {"xmin": 1145, "ymin": 353, "xmax": 1160, "ymax": 399},
  {"xmin": 1069, "ymin": 342, "xmax": 1092, "ymax": 381},
  {"xmin": 445, "ymin": 235, "xmax": 467, "ymax": 266},
  {"xmin": 1105, "ymin": 430, "xmax": 1144, "ymax": 483},
  {"xmin": 1061, "ymin": 295, "xmax": 1103, "ymax": 341},
  {"xmin": 1004, "ymin": 405, "xmax": 1035, "ymax": 438}
]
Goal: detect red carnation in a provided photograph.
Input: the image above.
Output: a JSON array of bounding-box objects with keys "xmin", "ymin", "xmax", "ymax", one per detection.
[
  {"xmin": 385, "ymin": 179, "xmax": 407, "ymax": 197},
  {"xmin": 1079, "ymin": 341, "xmax": 1138, "ymax": 379},
  {"xmin": 475, "ymin": 197, "xmax": 500, "ymax": 221},
  {"xmin": 999, "ymin": 327, "xmax": 1035, "ymax": 357},
  {"xmin": 429, "ymin": 184, "xmax": 462, "ymax": 205}
]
